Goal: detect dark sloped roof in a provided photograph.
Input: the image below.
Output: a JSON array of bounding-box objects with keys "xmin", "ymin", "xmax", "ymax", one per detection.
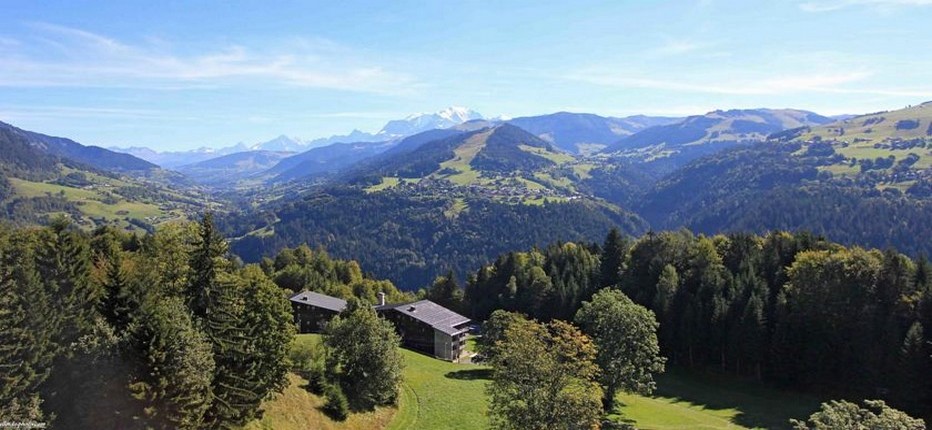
[
  {"xmin": 289, "ymin": 291, "xmax": 347, "ymax": 313},
  {"xmin": 384, "ymin": 300, "xmax": 471, "ymax": 336}
]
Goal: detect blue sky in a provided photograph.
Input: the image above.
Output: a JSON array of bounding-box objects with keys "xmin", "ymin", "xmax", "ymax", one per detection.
[{"xmin": 1, "ymin": 0, "xmax": 931, "ymax": 151}]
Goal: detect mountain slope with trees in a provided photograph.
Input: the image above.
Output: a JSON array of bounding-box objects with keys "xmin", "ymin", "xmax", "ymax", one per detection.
[
  {"xmin": 601, "ymin": 108, "xmax": 833, "ymax": 175},
  {"xmin": 0, "ymin": 121, "xmax": 158, "ymax": 173},
  {"xmin": 0, "ymin": 121, "xmax": 206, "ymax": 232}
]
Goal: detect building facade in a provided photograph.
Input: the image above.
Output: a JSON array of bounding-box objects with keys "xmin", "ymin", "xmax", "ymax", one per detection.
[
  {"xmin": 289, "ymin": 291, "xmax": 347, "ymax": 333},
  {"xmin": 289, "ymin": 291, "xmax": 471, "ymax": 362}
]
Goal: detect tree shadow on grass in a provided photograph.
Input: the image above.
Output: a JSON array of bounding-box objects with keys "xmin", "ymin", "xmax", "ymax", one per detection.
[
  {"xmin": 444, "ymin": 368, "xmax": 493, "ymax": 381},
  {"xmin": 647, "ymin": 368, "xmax": 824, "ymax": 430}
]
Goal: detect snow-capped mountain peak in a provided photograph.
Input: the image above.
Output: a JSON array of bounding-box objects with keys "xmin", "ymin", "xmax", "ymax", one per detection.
[
  {"xmin": 381, "ymin": 106, "xmax": 483, "ymax": 136},
  {"xmin": 250, "ymin": 135, "xmax": 307, "ymax": 152}
]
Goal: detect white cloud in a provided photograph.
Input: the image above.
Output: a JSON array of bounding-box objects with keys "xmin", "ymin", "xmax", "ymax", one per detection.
[
  {"xmin": 800, "ymin": 0, "xmax": 932, "ymax": 12},
  {"xmin": 566, "ymin": 61, "xmax": 932, "ymax": 99},
  {"xmin": 0, "ymin": 22, "xmax": 419, "ymax": 95},
  {"xmin": 566, "ymin": 69, "xmax": 879, "ymax": 96}
]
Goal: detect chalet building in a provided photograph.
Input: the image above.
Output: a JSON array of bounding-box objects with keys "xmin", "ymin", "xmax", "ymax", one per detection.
[
  {"xmin": 289, "ymin": 291, "xmax": 471, "ymax": 362},
  {"xmin": 289, "ymin": 290, "xmax": 347, "ymax": 333},
  {"xmin": 375, "ymin": 299, "xmax": 471, "ymax": 361}
]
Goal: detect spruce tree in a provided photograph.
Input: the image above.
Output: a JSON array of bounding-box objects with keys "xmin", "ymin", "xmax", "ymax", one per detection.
[
  {"xmin": 187, "ymin": 213, "xmax": 228, "ymax": 319},
  {"xmin": 0, "ymin": 231, "xmax": 57, "ymax": 422},
  {"xmin": 599, "ymin": 228, "xmax": 627, "ymax": 289},
  {"xmin": 201, "ymin": 273, "xmax": 261, "ymax": 429},
  {"xmin": 132, "ymin": 297, "xmax": 214, "ymax": 430},
  {"xmin": 99, "ymin": 251, "xmax": 136, "ymax": 332},
  {"xmin": 0, "ymin": 233, "xmax": 52, "ymax": 422},
  {"xmin": 36, "ymin": 217, "xmax": 99, "ymax": 346}
]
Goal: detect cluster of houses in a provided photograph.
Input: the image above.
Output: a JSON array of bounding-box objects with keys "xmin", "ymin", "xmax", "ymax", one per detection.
[
  {"xmin": 389, "ymin": 175, "xmax": 578, "ymax": 202},
  {"xmin": 290, "ymin": 290, "xmax": 471, "ymax": 362}
]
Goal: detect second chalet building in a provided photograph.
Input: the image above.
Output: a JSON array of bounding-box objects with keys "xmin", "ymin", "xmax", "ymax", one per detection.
[{"xmin": 290, "ymin": 290, "xmax": 471, "ymax": 362}]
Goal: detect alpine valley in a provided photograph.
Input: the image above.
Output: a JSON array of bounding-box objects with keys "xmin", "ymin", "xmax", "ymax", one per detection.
[{"xmin": 4, "ymin": 103, "xmax": 931, "ymax": 287}]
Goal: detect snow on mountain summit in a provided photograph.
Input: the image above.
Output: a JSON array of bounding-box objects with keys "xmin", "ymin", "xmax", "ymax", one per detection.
[{"xmin": 381, "ymin": 106, "xmax": 483, "ymax": 136}]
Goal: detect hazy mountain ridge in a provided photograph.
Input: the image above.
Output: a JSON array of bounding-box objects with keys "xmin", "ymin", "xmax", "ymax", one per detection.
[
  {"xmin": 598, "ymin": 108, "xmax": 833, "ymax": 175},
  {"xmin": 110, "ymin": 107, "xmax": 486, "ymax": 170},
  {"xmin": 507, "ymin": 112, "xmax": 680, "ymax": 154},
  {"xmin": 175, "ymin": 150, "xmax": 296, "ymax": 186},
  {"xmin": 1, "ymin": 121, "xmax": 158, "ymax": 173}
]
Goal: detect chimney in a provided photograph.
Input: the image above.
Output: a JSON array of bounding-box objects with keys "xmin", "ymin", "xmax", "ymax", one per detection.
[{"xmin": 378, "ymin": 292, "xmax": 386, "ymax": 306}]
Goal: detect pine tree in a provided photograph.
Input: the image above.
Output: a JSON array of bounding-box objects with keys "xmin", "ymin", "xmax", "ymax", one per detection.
[
  {"xmin": 201, "ymin": 273, "xmax": 261, "ymax": 429},
  {"xmin": 132, "ymin": 297, "xmax": 214, "ymax": 430},
  {"xmin": 187, "ymin": 213, "xmax": 228, "ymax": 319},
  {"xmin": 36, "ymin": 217, "xmax": 99, "ymax": 347},
  {"xmin": 599, "ymin": 228, "xmax": 627, "ymax": 289},
  {"xmin": 98, "ymin": 251, "xmax": 137, "ymax": 332}
]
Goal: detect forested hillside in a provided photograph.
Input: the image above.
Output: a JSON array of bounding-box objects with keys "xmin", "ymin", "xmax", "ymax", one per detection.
[
  {"xmin": 0, "ymin": 123, "xmax": 206, "ymax": 232},
  {"xmin": 4, "ymin": 219, "xmax": 929, "ymax": 428},
  {"xmin": 224, "ymin": 187, "xmax": 647, "ymax": 288},
  {"xmin": 455, "ymin": 229, "xmax": 932, "ymax": 420},
  {"xmin": 634, "ymin": 104, "xmax": 932, "ymax": 257},
  {"xmin": 0, "ymin": 216, "xmax": 411, "ymax": 429}
]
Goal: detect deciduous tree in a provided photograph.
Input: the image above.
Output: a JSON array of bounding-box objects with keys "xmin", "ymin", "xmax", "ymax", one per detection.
[
  {"xmin": 487, "ymin": 316, "xmax": 603, "ymax": 430},
  {"xmin": 575, "ymin": 288, "xmax": 665, "ymax": 410}
]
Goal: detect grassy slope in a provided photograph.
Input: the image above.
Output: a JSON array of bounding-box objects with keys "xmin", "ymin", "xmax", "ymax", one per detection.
[
  {"xmin": 253, "ymin": 335, "xmax": 820, "ymax": 430},
  {"xmin": 8, "ymin": 177, "xmax": 172, "ymax": 225},
  {"xmin": 616, "ymin": 370, "xmax": 821, "ymax": 430},
  {"xmin": 800, "ymin": 102, "xmax": 932, "ymax": 178},
  {"xmin": 437, "ymin": 129, "xmax": 491, "ymax": 185},
  {"xmin": 365, "ymin": 128, "xmax": 595, "ymax": 204},
  {"xmin": 244, "ymin": 373, "xmax": 396, "ymax": 430},
  {"xmin": 387, "ymin": 349, "xmax": 489, "ymax": 430},
  {"xmin": 248, "ymin": 334, "xmax": 489, "ymax": 430}
]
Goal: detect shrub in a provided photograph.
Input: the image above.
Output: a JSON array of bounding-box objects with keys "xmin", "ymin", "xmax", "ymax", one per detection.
[{"xmin": 322, "ymin": 384, "xmax": 349, "ymax": 421}]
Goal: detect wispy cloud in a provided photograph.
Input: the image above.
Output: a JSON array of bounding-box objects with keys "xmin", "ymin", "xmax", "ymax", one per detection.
[
  {"xmin": 0, "ymin": 22, "xmax": 419, "ymax": 95},
  {"xmin": 655, "ymin": 38, "xmax": 706, "ymax": 56},
  {"xmin": 800, "ymin": 0, "xmax": 932, "ymax": 12},
  {"xmin": 566, "ymin": 68, "xmax": 932, "ymax": 98}
]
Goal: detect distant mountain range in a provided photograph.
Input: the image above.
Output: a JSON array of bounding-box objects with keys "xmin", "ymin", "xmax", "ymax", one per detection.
[
  {"xmin": 507, "ymin": 112, "xmax": 680, "ymax": 154},
  {"xmin": 599, "ymin": 108, "xmax": 833, "ymax": 174},
  {"xmin": 221, "ymin": 102, "xmax": 932, "ymax": 287},
  {"xmin": 110, "ymin": 107, "xmax": 487, "ymax": 169},
  {"xmin": 175, "ymin": 150, "xmax": 296, "ymax": 186}
]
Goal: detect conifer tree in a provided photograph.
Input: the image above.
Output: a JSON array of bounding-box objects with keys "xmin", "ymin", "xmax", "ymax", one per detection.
[
  {"xmin": 201, "ymin": 273, "xmax": 260, "ymax": 428},
  {"xmin": 599, "ymin": 228, "xmax": 627, "ymax": 288},
  {"xmin": 132, "ymin": 297, "xmax": 214, "ymax": 430},
  {"xmin": 99, "ymin": 251, "xmax": 136, "ymax": 332},
  {"xmin": 37, "ymin": 217, "xmax": 99, "ymax": 346},
  {"xmin": 0, "ymin": 232, "xmax": 52, "ymax": 422},
  {"xmin": 187, "ymin": 213, "xmax": 228, "ymax": 319}
]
